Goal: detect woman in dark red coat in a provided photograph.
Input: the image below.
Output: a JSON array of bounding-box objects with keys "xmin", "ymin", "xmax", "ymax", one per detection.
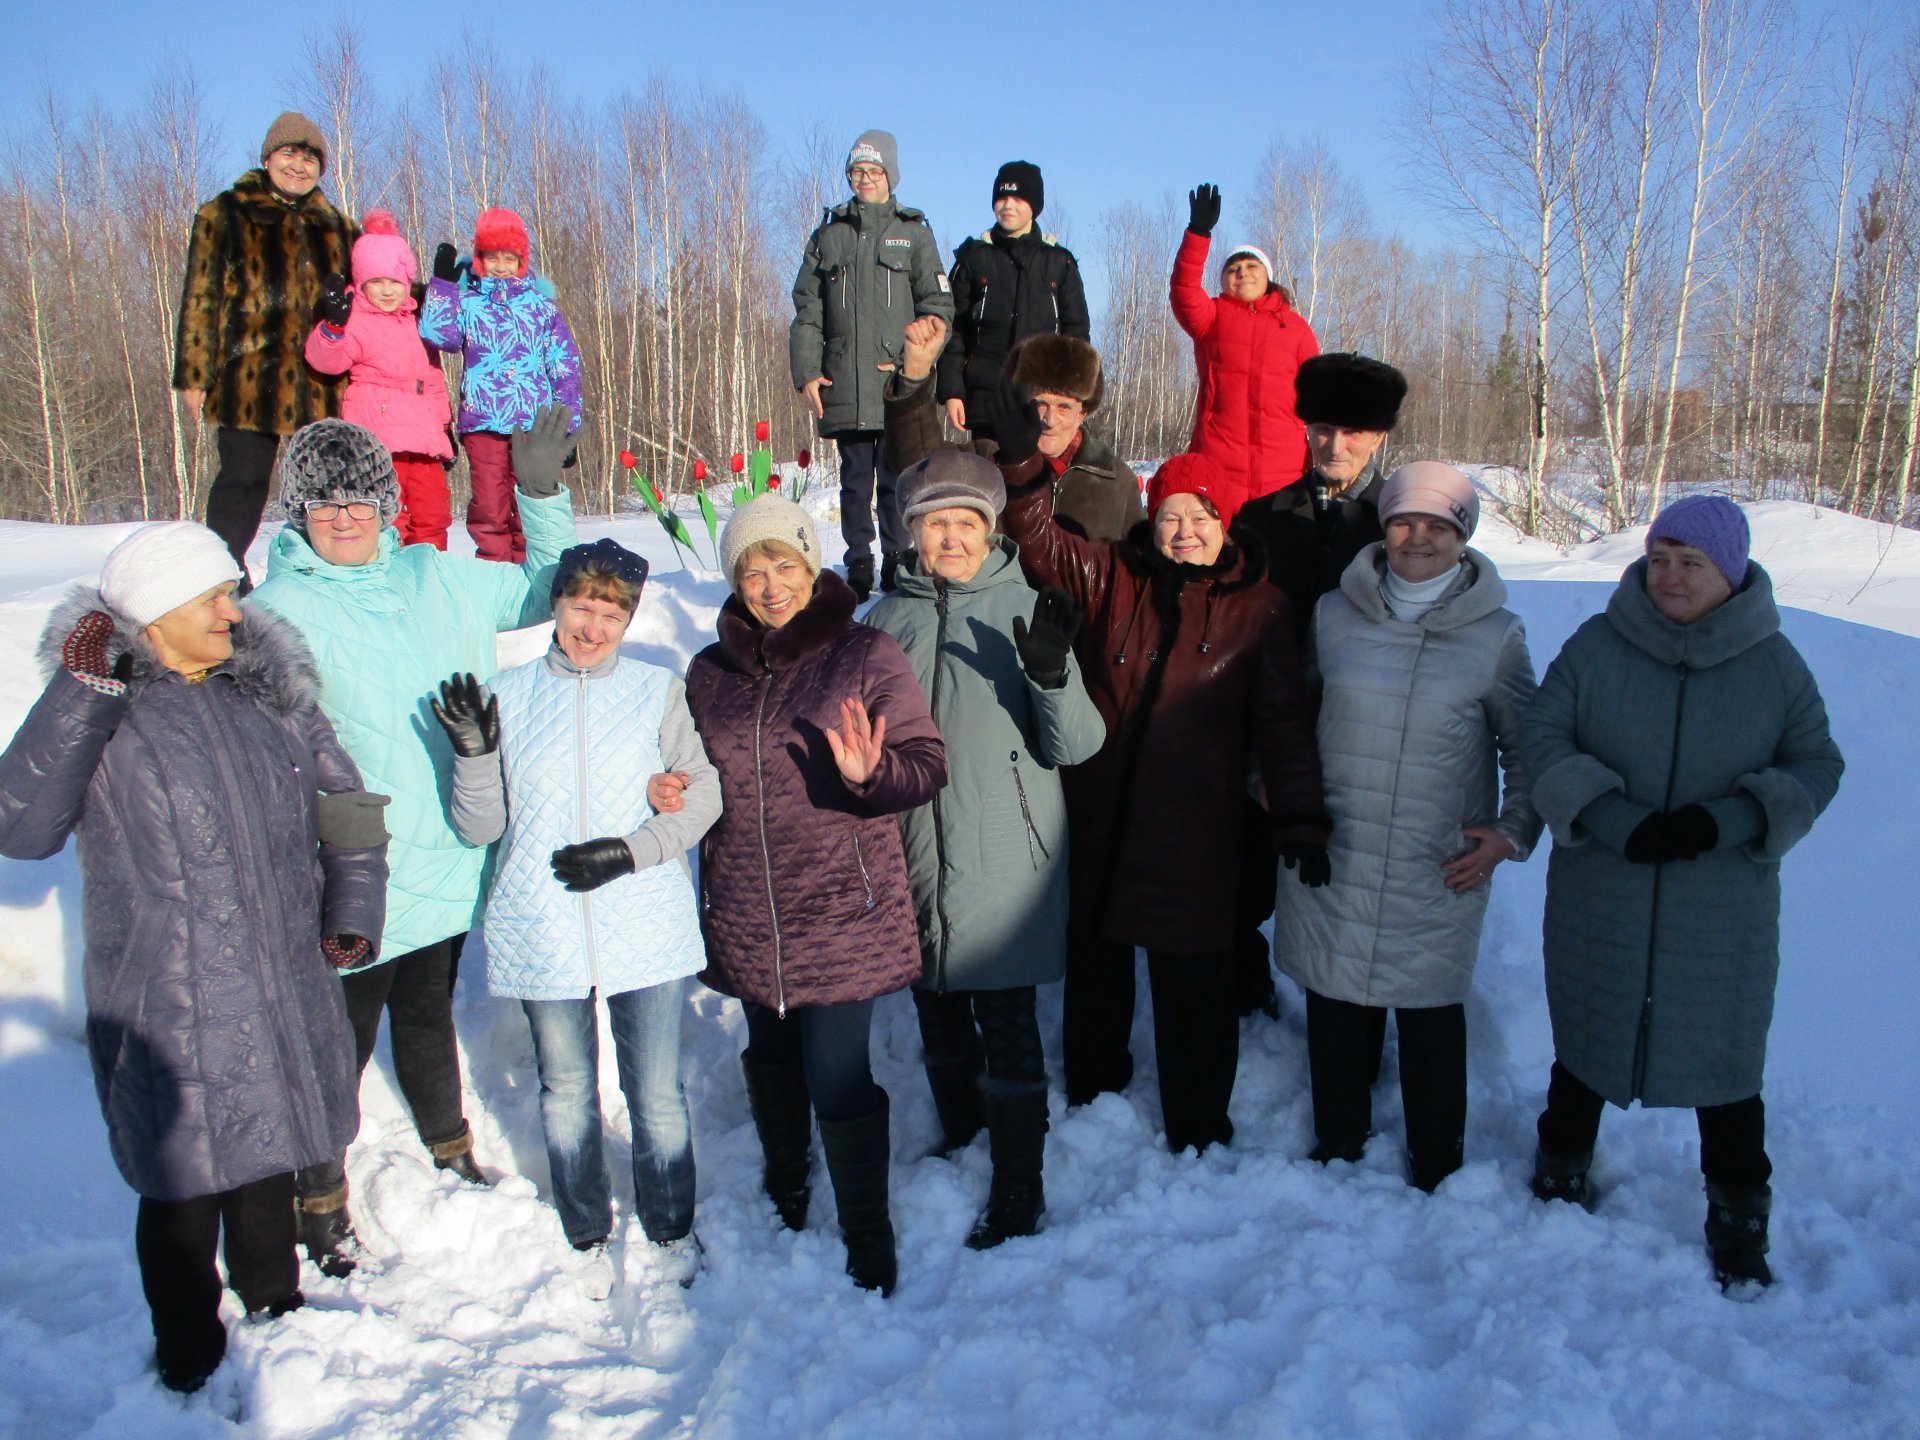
[
  {"xmin": 684, "ymin": 495, "xmax": 944, "ymax": 1296},
  {"xmin": 989, "ymin": 386, "xmax": 1329, "ymax": 1154},
  {"xmin": 1171, "ymin": 184, "xmax": 1320, "ymax": 519}
]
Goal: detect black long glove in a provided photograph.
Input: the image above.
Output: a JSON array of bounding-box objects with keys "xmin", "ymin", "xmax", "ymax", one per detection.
[
  {"xmin": 1012, "ymin": 586, "xmax": 1081, "ymax": 689},
  {"xmin": 552, "ymin": 838, "xmax": 636, "ymax": 892},
  {"xmin": 511, "ymin": 404, "xmax": 574, "ymax": 498},
  {"xmin": 1188, "ymin": 183, "xmax": 1222, "ymax": 238},
  {"xmin": 432, "ymin": 242, "xmax": 461, "ymax": 283},
  {"xmin": 1281, "ymin": 842, "xmax": 1332, "ymax": 888},
  {"xmin": 1624, "ymin": 804, "xmax": 1719, "ymax": 864},
  {"xmin": 319, "ymin": 272, "xmax": 352, "ymax": 328},
  {"xmin": 970, "ymin": 376, "xmax": 1046, "ymax": 466},
  {"xmin": 431, "ymin": 673, "xmax": 499, "ymax": 757}
]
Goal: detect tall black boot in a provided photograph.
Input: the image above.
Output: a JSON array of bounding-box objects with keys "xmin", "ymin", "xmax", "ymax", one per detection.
[
  {"xmin": 966, "ymin": 1085, "xmax": 1048, "ymax": 1250},
  {"xmin": 1705, "ymin": 1180, "xmax": 1773, "ymax": 1293},
  {"xmin": 924, "ymin": 1058, "xmax": 985, "ymax": 1157},
  {"xmin": 819, "ymin": 1089, "xmax": 897, "ymax": 1296},
  {"xmin": 742, "ymin": 1052, "xmax": 812, "ymax": 1231}
]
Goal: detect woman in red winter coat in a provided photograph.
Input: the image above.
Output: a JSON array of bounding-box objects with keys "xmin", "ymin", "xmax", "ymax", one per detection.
[
  {"xmin": 684, "ymin": 495, "xmax": 945, "ymax": 1297},
  {"xmin": 1171, "ymin": 184, "xmax": 1320, "ymax": 519},
  {"xmin": 983, "ymin": 379, "xmax": 1329, "ymax": 1155}
]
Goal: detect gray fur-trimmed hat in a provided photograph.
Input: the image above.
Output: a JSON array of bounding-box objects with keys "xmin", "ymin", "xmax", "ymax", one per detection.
[
  {"xmin": 721, "ymin": 495, "xmax": 823, "ymax": 580},
  {"xmin": 280, "ymin": 419, "xmax": 401, "ymax": 528},
  {"xmin": 1004, "ymin": 334, "xmax": 1105, "ymax": 413},
  {"xmin": 899, "ymin": 450, "xmax": 1005, "ymax": 528},
  {"xmin": 1294, "ymin": 353, "xmax": 1408, "ymax": 432}
]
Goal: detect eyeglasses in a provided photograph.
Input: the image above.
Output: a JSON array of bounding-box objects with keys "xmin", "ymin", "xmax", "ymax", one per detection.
[
  {"xmin": 848, "ymin": 165, "xmax": 888, "ymax": 182},
  {"xmin": 303, "ymin": 499, "xmax": 379, "ymax": 521}
]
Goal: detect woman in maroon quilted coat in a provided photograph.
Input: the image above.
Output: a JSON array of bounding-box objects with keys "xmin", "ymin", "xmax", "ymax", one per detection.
[
  {"xmin": 984, "ymin": 381, "xmax": 1329, "ymax": 1155},
  {"xmin": 684, "ymin": 495, "xmax": 945, "ymax": 1296}
]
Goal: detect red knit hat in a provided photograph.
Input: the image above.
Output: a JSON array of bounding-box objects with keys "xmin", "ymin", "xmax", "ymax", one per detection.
[
  {"xmin": 472, "ymin": 208, "xmax": 530, "ymax": 275},
  {"xmin": 1146, "ymin": 452, "xmax": 1235, "ymax": 527}
]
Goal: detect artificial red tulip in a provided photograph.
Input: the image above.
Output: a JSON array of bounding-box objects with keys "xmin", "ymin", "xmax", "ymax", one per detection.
[
  {"xmin": 730, "ymin": 453, "xmax": 745, "ymax": 474},
  {"xmin": 693, "ymin": 459, "xmax": 708, "ymax": 481},
  {"xmin": 755, "ymin": 420, "xmax": 770, "ymax": 443},
  {"xmin": 797, "ymin": 448, "xmax": 812, "ymax": 469},
  {"xmin": 618, "ymin": 450, "xmax": 636, "ymax": 469}
]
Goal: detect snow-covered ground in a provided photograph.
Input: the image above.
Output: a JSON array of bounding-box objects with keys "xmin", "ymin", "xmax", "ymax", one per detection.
[{"xmin": 1, "ymin": 500, "xmax": 1916, "ymax": 1439}]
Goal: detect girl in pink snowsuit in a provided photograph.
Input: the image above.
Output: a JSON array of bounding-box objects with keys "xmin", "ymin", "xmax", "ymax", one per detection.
[{"xmin": 305, "ymin": 211, "xmax": 456, "ymax": 548}]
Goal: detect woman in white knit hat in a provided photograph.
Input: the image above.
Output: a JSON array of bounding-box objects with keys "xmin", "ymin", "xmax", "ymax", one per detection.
[{"xmin": 0, "ymin": 522, "xmax": 387, "ymax": 1393}]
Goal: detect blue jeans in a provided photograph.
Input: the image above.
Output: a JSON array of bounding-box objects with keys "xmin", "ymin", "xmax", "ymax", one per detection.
[{"xmin": 521, "ymin": 981, "xmax": 695, "ymax": 1246}]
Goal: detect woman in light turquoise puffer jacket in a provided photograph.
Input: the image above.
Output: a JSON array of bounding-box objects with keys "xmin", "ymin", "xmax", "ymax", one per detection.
[{"xmin": 248, "ymin": 409, "xmax": 577, "ymax": 1274}]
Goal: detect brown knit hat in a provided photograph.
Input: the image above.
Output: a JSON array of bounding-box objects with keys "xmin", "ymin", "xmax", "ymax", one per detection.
[
  {"xmin": 260, "ymin": 111, "xmax": 328, "ymax": 172},
  {"xmin": 1004, "ymin": 334, "xmax": 1105, "ymax": 414}
]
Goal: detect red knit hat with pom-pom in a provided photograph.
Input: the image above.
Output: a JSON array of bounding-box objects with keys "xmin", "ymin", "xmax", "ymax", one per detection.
[
  {"xmin": 350, "ymin": 210, "xmax": 418, "ymax": 288},
  {"xmin": 472, "ymin": 208, "xmax": 531, "ymax": 275},
  {"xmin": 1146, "ymin": 452, "xmax": 1236, "ymax": 527}
]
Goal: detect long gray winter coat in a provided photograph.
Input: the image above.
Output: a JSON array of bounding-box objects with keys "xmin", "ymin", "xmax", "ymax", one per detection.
[
  {"xmin": 1524, "ymin": 560, "xmax": 1843, "ymax": 1108},
  {"xmin": 1276, "ymin": 546, "xmax": 1541, "ymax": 1008},
  {"xmin": 0, "ymin": 593, "xmax": 381, "ymax": 1200},
  {"xmin": 865, "ymin": 538, "xmax": 1106, "ymax": 992}
]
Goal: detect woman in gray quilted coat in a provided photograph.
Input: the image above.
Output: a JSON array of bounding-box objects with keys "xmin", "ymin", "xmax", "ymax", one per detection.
[
  {"xmin": 866, "ymin": 448, "xmax": 1105, "ymax": 1251},
  {"xmin": 1523, "ymin": 495, "xmax": 1842, "ymax": 1294},
  {"xmin": 1275, "ymin": 462, "xmax": 1540, "ymax": 1194},
  {"xmin": 0, "ymin": 523, "xmax": 386, "ymax": 1393}
]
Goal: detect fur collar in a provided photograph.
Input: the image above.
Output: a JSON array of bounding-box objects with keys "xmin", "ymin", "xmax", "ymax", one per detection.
[
  {"xmin": 229, "ymin": 167, "xmax": 343, "ymax": 222},
  {"xmin": 37, "ymin": 586, "xmax": 322, "ymax": 717},
  {"xmin": 1605, "ymin": 558, "xmax": 1780, "ymax": 669},
  {"xmin": 713, "ymin": 569, "xmax": 860, "ymax": 674},
  {"xmin": 1116, "ymin": 520, "xmax": 1268, "ymax": 598}
]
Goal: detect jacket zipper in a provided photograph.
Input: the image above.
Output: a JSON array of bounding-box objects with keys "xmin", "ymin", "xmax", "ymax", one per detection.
[
  {"xmin": 853, "ymin": 834, "xmax": 876, "ymax": 908},
  {"xmin": 574, "ymin": 670, "xmax": 600, "ymax": 995},
  {"xmin": 1011, "ymin": 752, "xmax": 1043, "ymax": 869},
  {"xmin": 929, "ymin": 583, "xmax": 955, "ymax": 990},
  {"xmin": 753, "ymin": 666, "xmax": 787, "ymax": 1015},
  {"xmin": 1049, "ymin": 282, "xmax": 1059, "ymax": 329},
  {"xmin": 975, "ymin": 280, "xmax": 989, "ymax": 321},
  {"xmin": 1632, "ymin": 669, "xmax": 1691, "ymax": 1100}
]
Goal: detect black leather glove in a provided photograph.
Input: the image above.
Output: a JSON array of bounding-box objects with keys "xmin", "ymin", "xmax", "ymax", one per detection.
[
  {"xmin": 319, "ymin": 272, "xmax": 352, "ymax": 328},
  {"xmin": 432, "ymin": 242, "xmax": 461, "ymax": 283},
  {"xmin": 552, "ymin": 838, "xmax": 636, "ymax": 892},
  {"xmin": 431, "ymin": 673, "xmax": 499, "ymax": 757},
  {"xmin": 1281, "ymin": 842, "xmax": 1332, "ymax": 888},
  {"xmin": 971, "ymin": 376, "xmax": 1045, "ymax": 466},
  {"xmin": 322, "ymin": 934, "xmax": 371, "ymax": 969},
  {"xmin": 1012, "ymin": 586, "xmax": 1081, "ymax": 689},
  {"xmin": 1188, "ymin": 183, "xmax": 1222, "ymax": 238},
  {"xmin": 63, "ymin": 610, "xmax": 132, "ymax": 696},
  {"xmin": 1626, "ymin": 804, "xmax": 1718, "ymax": 864},
  {"xmin": 511, "ymin": 404, "xmax": 574, "ymax": 498}
]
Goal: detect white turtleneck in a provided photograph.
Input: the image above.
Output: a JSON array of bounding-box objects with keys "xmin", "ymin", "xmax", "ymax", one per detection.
[{"xmin": 1383, "ymin": 563, "xmax": 1463, "ymax": 622}]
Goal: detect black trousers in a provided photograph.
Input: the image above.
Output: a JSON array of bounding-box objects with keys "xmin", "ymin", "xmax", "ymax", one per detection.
[
  {"xmin": 1537, "ymin": 1061, "xmax": 1772, "ymax": 1189},
  {"xmin": 912, "ymin": 986, "xmax": 1047, "ymax": 1092},
  {"xmin": 832, "ymin": 431, "xmax": 905, "ymax": 564},
  {"xmin": 1064, "ymin": 935, "xmax": 1238, "ymax": 1152},
  {"xmin": 204, "ymin": 427, "xmax": 283, "ymax": 573},
  {"xmin": 1306, "ymin": 989, "xmax": 1466, "ymax": 1189},
  {"xmin": 297, "ymin": 937, "xmax": 469, "ymax": 1198},
  {"xmin": 136, "ymin": 1172, "xmax": 297, "ymax": 1379},
  {"xmin": 742, "ymin": 997, "xmax": 879, "ymax": 1123}
]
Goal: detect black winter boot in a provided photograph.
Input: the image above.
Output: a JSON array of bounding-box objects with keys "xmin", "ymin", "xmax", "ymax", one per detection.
[
  {"xmin": 742, "ymin": 1052, "xmax": 812, "ymax": 1231},
  {"xmin": 844, "ymin": 555, "xmax": 875, "ymax": 602},
  {"xmin": 819, "ymin": 1089, "xmax": 897, "ymax": 1296},
  {"xmin": 924, "ymin": 1058, "xmax": 985, "ymax": 1157},
  {"xmin": 966, "ymin": 1086, "xmax": 1048, "ymax": 1250},
  {"xmin": 297, "ymin": 1187, "xmax": 362, "ymax": 1280},
  {"xmin": 880, "ymin": 549, "xmax": 912, "ymax": 593},
  {"xmin": 1529, "ymin": 1144, "xmax": 1597, "ymax": 1211},
  {"xmin": 1705, "ymin": 1180, "xmax": 1773, "ymax": 1294},
  {"xmin": 432, "ymin": 1127, "xmax": 493, "ymax": 1186}
]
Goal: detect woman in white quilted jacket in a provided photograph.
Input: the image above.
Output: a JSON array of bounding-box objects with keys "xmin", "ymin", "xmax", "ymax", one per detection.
[
  {"xmin": 1273, "ymin": 463, "xmax": 1541, "ymax": 1193},
  {"xmin": 439, "ymin": 538, "xmax": 720, "ymax": 1296}
]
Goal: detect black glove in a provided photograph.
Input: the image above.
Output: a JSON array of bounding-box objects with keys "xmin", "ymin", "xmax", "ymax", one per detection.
[
  {"xmin": 1281, "ymin": 842, "xmax": 1332, "ymax": 888},
  {"xmin": 511, "ymin": 404, "xmax": 574, "ymax": 498},
  {"xmin": 322, "ymin": 934, "xmax": 370, "ymax": 969},
  {"xmin": 1188, "ymin": 183, "xmax": 1222, "ymax": 238},
  {"xmin": 431, "ymin": 673, "xmax": 499, "ymax": 757},
  {"xmin": 1012, "ymin": 586, "xmax": 1081, "ymax": 689},
  {"xmin": 971, "ymin": 376, "xmax": 1046, "ymax": 466},
  {"xmin": 1625, "ymin": 804, "xmax": 1719, "ymax": 864},
  {"xmin": 319, "ymin": 272, "xmax": 352, "ymax": 328},
  {"xmin": 432, "ymin": 242, "xmax": 461, "ymax": 283},
  {"xmin": 552, "ymin": 838, "xmax": 636, "ymax": 893},
  {"xmin": 63, "ymin": 610, "xmax": 132, "ymax": 697}
]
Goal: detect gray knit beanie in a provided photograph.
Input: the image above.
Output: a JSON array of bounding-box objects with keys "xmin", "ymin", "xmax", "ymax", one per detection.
[
  {"xmin": 280, "ymin": 420, "xmax": 401, "ymax": 527},
  {"xmin": 899, "ymin": 450, "xmax": 1005, "ymax": 528},
  {"xmin": 721, "ymin": 495, "xmax": 823, "ymax": 580},
  {"xmin": 847, "ymin": 129, "xmax": 900, "ymax": 192}
]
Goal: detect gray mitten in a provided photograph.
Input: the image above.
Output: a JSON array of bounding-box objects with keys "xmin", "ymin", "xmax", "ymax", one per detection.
[
  {"xmin": 316, "ymin": 790, "xmax": 392, "ymax": 849},
  {"xmin": 511, "ymin": 404, "xmax": 575, "ymax": 498}
]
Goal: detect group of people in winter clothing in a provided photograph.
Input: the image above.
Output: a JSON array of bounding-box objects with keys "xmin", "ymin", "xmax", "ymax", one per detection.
[{"xmin": 0, "ymin": 112, "xmax": 1849, "ymax": 1395}]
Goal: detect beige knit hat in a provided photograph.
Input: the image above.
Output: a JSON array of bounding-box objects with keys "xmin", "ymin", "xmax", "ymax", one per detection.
[
  {"xmin": 260, "ymin": 111, "xmax": 328, "ymax": 171},
  {"xmin": 720, "ymin": 496, "xmax": 823, "ymax": 580}
]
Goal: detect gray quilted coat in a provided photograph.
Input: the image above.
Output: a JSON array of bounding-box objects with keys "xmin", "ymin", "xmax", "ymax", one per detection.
[
  {"xmin": 865, "ymin": 538, "xmax": 1106, "ymax": 992},
  {"xmin": 1524, "ymin": 560, "xmax": 1843, "ymax": 1108},
  {"xmin": 684, "ymin": 571, "xmax": 947, "ymax": 1014},
  {"xmin": 1276, "ymin": 546, "xmax": 1541, "ymax": 1008},
  {"xmin": 0, "ymin": 592, "xmax": 381, "ymax": 1199}
]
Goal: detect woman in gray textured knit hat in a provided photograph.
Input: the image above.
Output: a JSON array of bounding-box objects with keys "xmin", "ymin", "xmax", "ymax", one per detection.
[
  {"xmin": 683, "ymin": 494, "xmax": 946, "ymax": 1296},
  {"xmin": 249, "ymin": 409, "xmax": 578, "ymax": 1276}
]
